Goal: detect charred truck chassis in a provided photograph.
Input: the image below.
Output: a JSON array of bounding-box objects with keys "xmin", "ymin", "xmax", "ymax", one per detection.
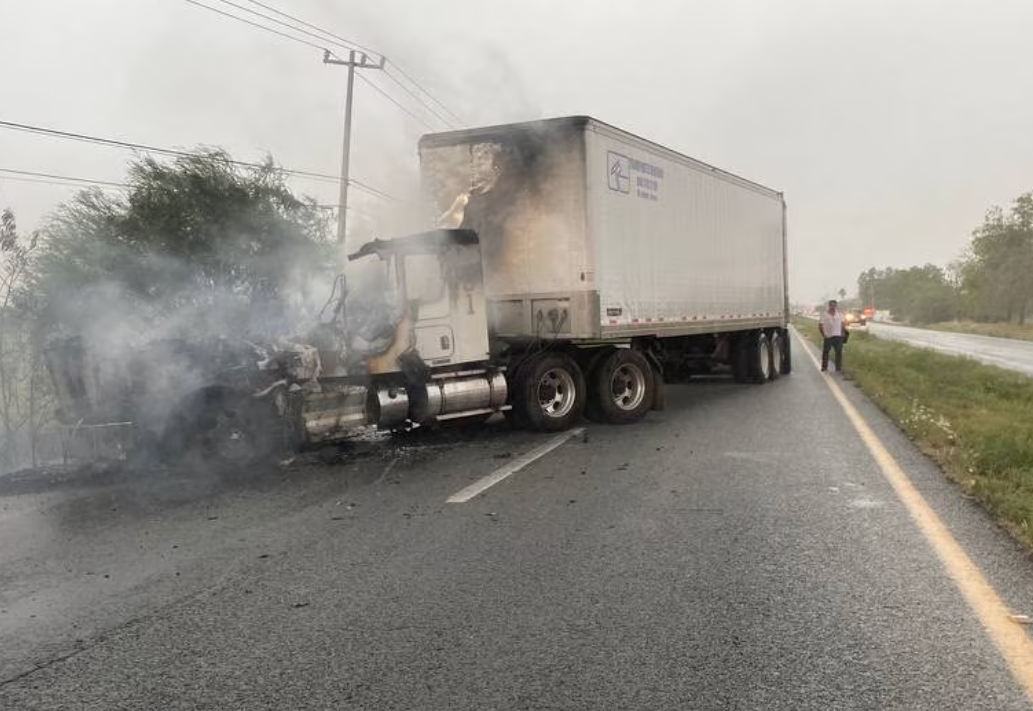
[{"xmin": 43, "ymin": 234, "xmax": 789, "ymax": 466}]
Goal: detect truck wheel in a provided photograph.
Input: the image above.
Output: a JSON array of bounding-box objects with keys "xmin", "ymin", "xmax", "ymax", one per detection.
[
  {"xmin": 731, "ymin": 337, "xmax": 750, "ymax": 383},
  {"xmin": 163, "ymin": 389, "xmax": 282, "ymax": 469},
  {"xmin": 513, "ymin": 353, "xmax": 585, "ymax": 432},
  {"xmin": 748, "ymin": 331, "xmax": 771, "ymax": 384},
  {"xmin": 780, "ymin": 329, "xmax": 793, "ymax": 375},
  {"xmin": 503, "ymin": 359, "xmax": 532, "ymax": 429},
  {"xmin": 588, "ymin": 349, "xmax": 655, "ymax": 424},
  {"xmin": 768, "ymin": 330, "xmax": 783, "ymax": 381}
]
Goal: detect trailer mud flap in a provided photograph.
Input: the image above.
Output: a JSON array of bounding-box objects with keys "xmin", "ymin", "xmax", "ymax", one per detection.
[{"xmin": 651, "ymin": 369, "xmax": 666, "ymax": 412}]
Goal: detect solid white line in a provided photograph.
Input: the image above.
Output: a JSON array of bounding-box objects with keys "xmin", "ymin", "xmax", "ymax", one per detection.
[
  {"xmin": 790, "ymin": 326, "xmax": 1033, "ymax": 702},
  {"xmin": 446, "ymin": 427, "xmax": 585, "ymax": 504}
]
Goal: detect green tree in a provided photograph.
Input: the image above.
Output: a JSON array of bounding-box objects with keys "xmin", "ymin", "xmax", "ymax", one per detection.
[
  {"xmin": 856, "ymin": 264, "xmax": 958, "ymax": 324},
  {"xmin": 0, "ymin": 209, "xmax": 50, "ymax": 471},
  {"xmin": 1, "ymin": 151, "xmax": 333, "ymax": 471},
  {"xmin": 30, "ymin": 150, "xmax": 334, "ymax": 341},
  {"xmin": 964, "ymin": 193, "xmax": 1033, "ymax": 324}
]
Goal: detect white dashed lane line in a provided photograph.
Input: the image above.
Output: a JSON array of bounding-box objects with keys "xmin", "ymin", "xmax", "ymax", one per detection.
[{"xmin": 446, "ymin": 428, "xmax": 585, "ymax": 504}]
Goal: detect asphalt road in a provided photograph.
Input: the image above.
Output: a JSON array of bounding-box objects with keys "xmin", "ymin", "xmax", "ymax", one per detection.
[
  {"xmin": 867, "ymin": 322, "xmax": 1033, "ymax": 377},
  {"xmin": 3, "ymin": 334, "xmax": 1033, "ymax": 710}
]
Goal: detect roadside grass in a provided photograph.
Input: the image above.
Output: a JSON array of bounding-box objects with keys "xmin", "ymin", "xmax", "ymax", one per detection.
[
  {"xmin": 925, "ymin": 320, "xmax": 1033, "ymax": 343},
  {"xmin": 793, "ymin": 317, "xmax": 1033, "ymax": 551}
]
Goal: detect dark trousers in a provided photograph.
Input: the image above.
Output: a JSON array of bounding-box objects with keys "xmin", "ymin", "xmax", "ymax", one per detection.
[{"xmin": 822, "ymin": 336, "xmax": 844, "ymax": 371}]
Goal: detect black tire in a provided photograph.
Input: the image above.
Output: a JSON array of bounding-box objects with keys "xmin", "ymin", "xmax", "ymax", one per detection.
[
  {"xmin": 780, "ymin": 329, "xmax": 793, "ymax": 375},
  {"xmin": 512, "ymin": 353, "xmax": 586, "ymax": 432},
  {"xmin": 502, "ymin": 407, "xmax": 525, "ymax": 429},
  {"xmin": 587, "ymin": 349, "xmax": 655, "ymax": 424},
  {"xmin": 768, "ymin": 330, "xmax": 783, "ymax": 381},
  {"xmin": 581, "ymin": 348, "xmax": 616, "ymax": 422},
  {"xmin": 731, "ymin": 336, "xmax": 751, "ymax": 383},
  {"xmin": 748, "ymin": 331, "xmax": 771, "ymax": 384},
  {"xmin": 162, "ymin": 388, "xmax": 283, "ymax": 469}
]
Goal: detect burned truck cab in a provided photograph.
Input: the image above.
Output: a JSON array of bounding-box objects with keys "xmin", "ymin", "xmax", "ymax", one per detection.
[
  {"xmin": 292, "ymin": 229, "xmax": 507, "ymax": 447},
  {"xmin": 345, "ymin": 228, "xmax": 491, "ymax": 376}
]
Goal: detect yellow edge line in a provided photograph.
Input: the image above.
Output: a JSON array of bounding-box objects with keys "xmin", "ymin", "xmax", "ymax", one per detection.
[{"xmin": 792, "ymin": 326, "xmax": 1033, "ymax": 702}]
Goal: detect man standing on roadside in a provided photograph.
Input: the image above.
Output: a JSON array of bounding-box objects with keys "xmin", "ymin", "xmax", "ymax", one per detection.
[{"xmin": 819, "ymin": 299, "xmax": 847, "ymax": 372}]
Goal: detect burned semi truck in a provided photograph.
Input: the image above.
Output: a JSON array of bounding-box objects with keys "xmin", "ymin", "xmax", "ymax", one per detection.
[{"xmin": 47, "ymin": 116, "xmax": 790, "ymax": 463}]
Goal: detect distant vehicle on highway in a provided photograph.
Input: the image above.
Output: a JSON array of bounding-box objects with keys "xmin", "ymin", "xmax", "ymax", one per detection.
[{"xmin": 844, "ymin": 308, "xmax": 868, "ymax": 330}]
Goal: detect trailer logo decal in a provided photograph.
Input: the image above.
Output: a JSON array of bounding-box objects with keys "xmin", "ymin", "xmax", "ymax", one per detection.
[
  {"xmin": 607, "ymin": 152, "xmax": 631, "ymax": 193},
  {"xmin": 608, "ymin": 151, "xmax": 664, "ymax": 201}
]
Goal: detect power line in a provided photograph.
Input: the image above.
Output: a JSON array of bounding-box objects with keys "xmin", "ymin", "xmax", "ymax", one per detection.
[
  {"xmin": 210, "ymin": 0, "xmax": 368, "ymax": 57},
  {"xmin": 348, "ymin": 177, "xmax": 400, "ymax": 202},
  {"xmin": 181, "ymin": 0, "xmax": 329, "ymax": 52},
  {"xmin": 239, "ymin": 0, "xmax": 463, "ymax": 126},
  {"xmin": 200, "ymin": 0, "xmax": 460, "ymax": 129},
  {"xmin": 0, "ymin": 167, "xmax": 126, "ymax": 189},
  {"xmin": 0, "ymin": 174, "xmax": 99, "ymax": 190},
  {"xmin": 356, "ymin": 74, "xmax": 436, "ymax": 131},
  {"xmin": 380, "ymin": 71, "xmax": 457, "ymax": 129},
  {"xmin": 384, "ymin": 64, "xmax": 464, "ymax": 127},
  {"xmin": 0, "ymin": 174, "xmax": 123, "ymax": 191},
  {"xmin": 241, "ymin": 0, "xmax": 379, "ymax": 57},
  {"xmin": 0, "ymin": 119, "xmax": 400, "ymax": 201},
  {"xmin": 0, "ymin": 169, "xmax": 391, "ymax": 218},
  {"xmin": 315, "ymin": 203, "xmax": 378, "ymax": 218}
]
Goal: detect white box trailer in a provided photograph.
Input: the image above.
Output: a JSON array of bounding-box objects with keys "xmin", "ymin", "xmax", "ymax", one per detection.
[{"xmin": 418, "ymin": 116, "xmax": 788, "ymax": 344}]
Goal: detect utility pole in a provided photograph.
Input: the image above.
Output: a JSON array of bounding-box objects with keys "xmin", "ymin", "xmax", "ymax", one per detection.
[{"xmin": 323, "ymin": 49, "xmax": 385, "ymax": 246}]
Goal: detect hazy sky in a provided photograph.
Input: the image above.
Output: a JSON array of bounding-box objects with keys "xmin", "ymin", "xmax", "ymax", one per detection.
[{"xmin": 2, "ymin": 0, "xmax": 1032, "ymax": 302}]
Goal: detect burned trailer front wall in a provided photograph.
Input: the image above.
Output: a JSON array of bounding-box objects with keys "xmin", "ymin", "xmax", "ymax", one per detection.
[{"xmin": 419, "ymin": 119, "xmax": 598, "ymax": 342}]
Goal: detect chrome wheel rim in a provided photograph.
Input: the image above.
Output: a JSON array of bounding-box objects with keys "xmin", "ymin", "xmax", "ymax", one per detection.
[
  {"xmin": 610, "ymin": 363, "xmax": 647, "ymax": 411},
  {"xmin": 758, "ymin": 340, "xmax": 772, "ymax": 380},
  {"xmin": 537, "ymin": 368, "xmax": 577, "ymax": 418}
]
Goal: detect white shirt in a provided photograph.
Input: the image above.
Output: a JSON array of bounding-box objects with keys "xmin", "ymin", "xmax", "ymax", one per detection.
[{"xmin": 820, "ymin": 309, "xmax": 846, "ymax": 337}]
